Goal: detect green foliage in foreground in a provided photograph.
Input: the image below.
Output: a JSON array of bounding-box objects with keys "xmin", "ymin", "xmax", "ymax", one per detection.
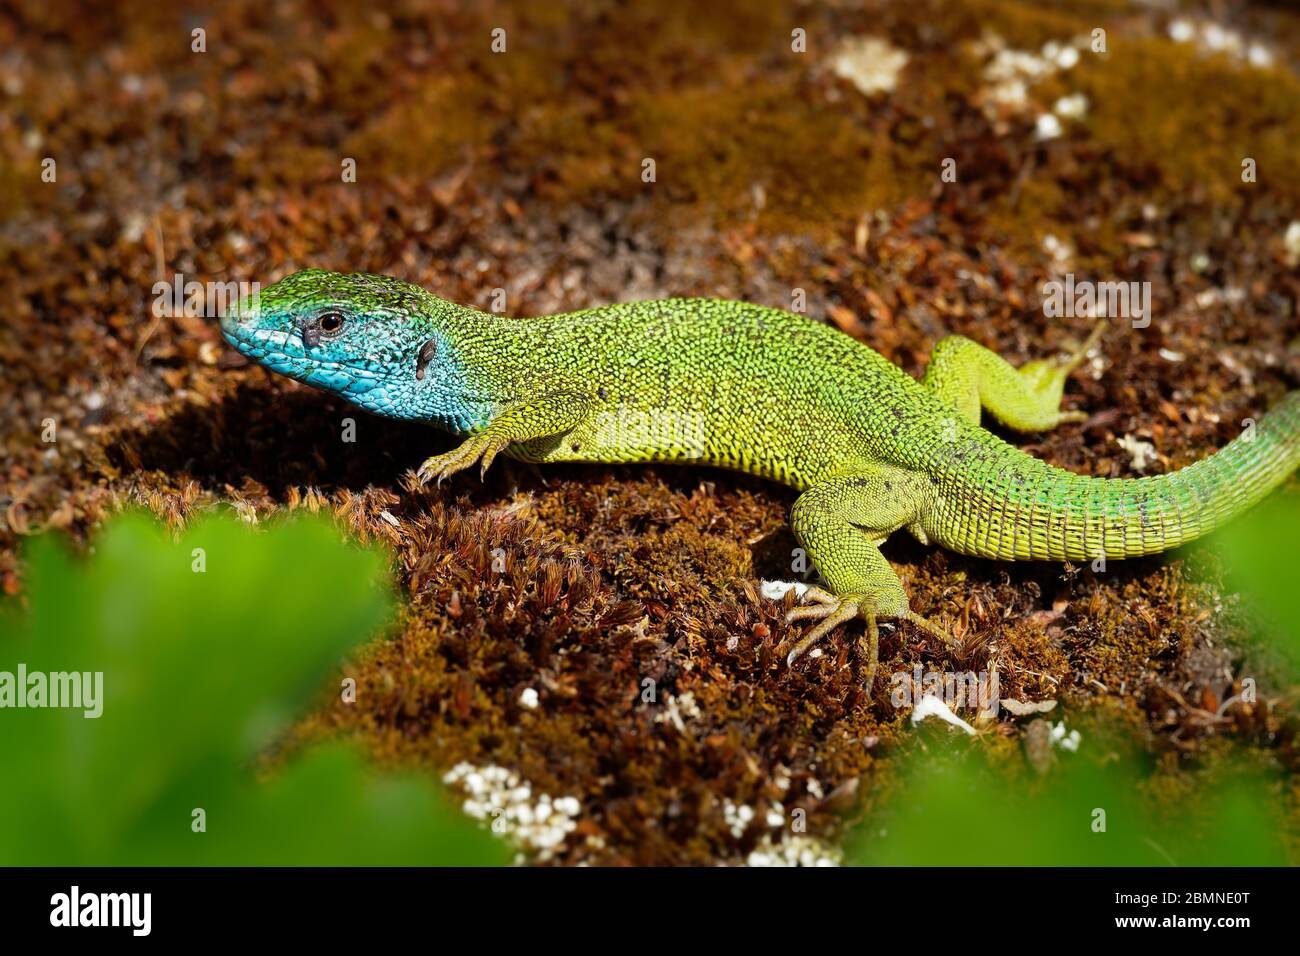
[
  {"xmin": 849, "ymin": 495, "xmax": 1300, "ymax": 868},
  {"xmin": 1218, "ymin": 494, "xmax": 1300, "ymax": 673},
  {"xmin": 845, "ymin": 747, "xmax": 1285, "ymax": 866},
  {"xmin": 0, "ymin": 511, "xmax": 506, "ymax": 866}
]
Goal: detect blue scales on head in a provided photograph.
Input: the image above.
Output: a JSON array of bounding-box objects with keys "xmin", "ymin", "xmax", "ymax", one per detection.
[{"xmin": 221, "ymin": 269, "xmax": 494, "ymax": 432}]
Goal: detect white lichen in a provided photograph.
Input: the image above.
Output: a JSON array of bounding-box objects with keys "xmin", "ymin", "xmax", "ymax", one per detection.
[
  {"xmin": 1168, "ymin": 16, "xmax": 1274, "ymax": 68},
  {"xmin": 442, "ymin": 762, "xmax": 583, "ymax": 863},
  {"xmin": 746, "ymin": 833, "xmax": 842, "ymax": 867},
  {"xmin": 1053, "ymin": 92, "xmax": 1089, "ymax": 120},
  {"xmin": 653, "ymin": 691, "xmax": 701, "ymax": 732},
  {"xmin": 1041, "ymin": 233, "xmax": 1073, "ymax": 269},
  {"xmin": 977, "ymin": 33, "xmax": 1090, "ymax": 119},
  {"xmin": 1284, "ymin": 221, "xmax": 1300, "ymax": 267},
  {"xmin": 1050, "ymin": 722, "xmax": 1082, "ymax": 752},
  {"xmin": 828, "ymin": 36, "xmax": 909, "ymax": 96},
  {"xmin": 1116, "ymin": 434, "xmax": 1158, "ymax": 472},
  {"xmin": 910, "ymin": 694, "xmax": 978, "ymax": 735},
  {"xmin": 721, "ymin": 799, "xmax": 756, "ymax": 838},
  {"xmin": 1034, "ymin": 113, "xmax": 1063, "ymax": 141},
  {"xmin": 760, "ymin": 579, "xmax": 811, "ymax": 602}
]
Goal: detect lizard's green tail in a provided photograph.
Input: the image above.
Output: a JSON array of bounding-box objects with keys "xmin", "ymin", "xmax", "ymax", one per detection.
[{"xmin": 934, "ymin": 392, "xmax": 1300, "ymax": 561}]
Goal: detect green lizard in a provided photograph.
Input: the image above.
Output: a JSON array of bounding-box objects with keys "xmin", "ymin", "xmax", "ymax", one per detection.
[{"xmin": 221, "ymin": 269, "xmax": 1300, "ymax": 667}]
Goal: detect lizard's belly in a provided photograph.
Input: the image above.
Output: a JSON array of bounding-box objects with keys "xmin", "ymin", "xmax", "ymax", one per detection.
[{"xmin": 514, "ymin": 399, "xmax": 873, "ymax": 490}]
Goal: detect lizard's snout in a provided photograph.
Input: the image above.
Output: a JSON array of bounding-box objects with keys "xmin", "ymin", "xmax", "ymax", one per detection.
[{"xmin": 219, "ymin": 308, "xmax": 253, "ymax": 337}]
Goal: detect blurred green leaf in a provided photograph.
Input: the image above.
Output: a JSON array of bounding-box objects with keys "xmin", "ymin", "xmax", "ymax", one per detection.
[
  {"xmin": 1216, "ymin": 493, "xmax": 1300, "ymax": 671},
  {"xmin": 846, "ymin": 746, "xmax": 1286, "ymax": 866},
  {"xmin": 0, "ymin": 511, "xmax": 506, "ymax": 866}
]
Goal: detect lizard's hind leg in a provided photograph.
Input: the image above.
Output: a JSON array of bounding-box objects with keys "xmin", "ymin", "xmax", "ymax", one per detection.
[
  {"xmin": 783, "ymin": 468, "xmax": 947, "ymax": 667},
  {"xmin": 921, "ymin": 324, "xmax": 1104, "ymax": 432}
]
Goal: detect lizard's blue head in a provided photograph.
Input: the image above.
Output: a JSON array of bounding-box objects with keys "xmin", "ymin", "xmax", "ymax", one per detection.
[{"xmin": 220, "ymin": 269, "xmax": 490, "ymax": 430}]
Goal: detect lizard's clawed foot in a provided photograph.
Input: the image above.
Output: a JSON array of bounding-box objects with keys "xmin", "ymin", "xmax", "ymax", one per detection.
[
  {"xmin": 416, "ymin": 435, "xmax": 507, "ymax": 486},
  {"xmin": 782, "ymin": 594, "xmax": 881, "ymax": 686},
  {"xmin": 782, "ymin": 591, "xmax": 957, "ymax": 679}
]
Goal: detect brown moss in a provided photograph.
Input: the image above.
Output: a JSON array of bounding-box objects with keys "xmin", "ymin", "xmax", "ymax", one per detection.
[{"xmin": 5, "ymin": 0, "xmax": 1300, "ymax": 865}]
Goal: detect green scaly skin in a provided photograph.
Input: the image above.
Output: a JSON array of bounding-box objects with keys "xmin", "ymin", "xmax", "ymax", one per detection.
[{"xmin": 222, "ymin": 270, "xmax": 1300, "ymax": 667}]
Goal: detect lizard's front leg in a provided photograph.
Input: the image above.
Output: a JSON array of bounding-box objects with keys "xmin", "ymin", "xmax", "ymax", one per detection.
[
  {"xmin": 783, "ymin": 468, "xmax": 948, "ymax": 668},
  {"xmin": 417, "ymin": 394, "xmax": 592, "ymax": 485}
]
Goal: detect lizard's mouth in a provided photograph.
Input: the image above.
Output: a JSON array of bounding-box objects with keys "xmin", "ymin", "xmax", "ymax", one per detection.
[
  {"xmin": 221, "ymin": 321, "xmax": 302, "ymax": 366},
  {"xmin": 220, "ymin": 319, "xmax": 386, "ymax": 396}
]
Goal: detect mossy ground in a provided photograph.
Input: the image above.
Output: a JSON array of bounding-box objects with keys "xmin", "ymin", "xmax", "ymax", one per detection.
[{"xmin": 2, "ymin": 0, "xmax": 1299, "ymax": 864}]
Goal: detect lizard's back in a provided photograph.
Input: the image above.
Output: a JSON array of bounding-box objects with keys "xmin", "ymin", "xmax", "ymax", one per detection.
[{"xmin": 515, "ymin": 298, "xmax": 934, "ymax": 487}]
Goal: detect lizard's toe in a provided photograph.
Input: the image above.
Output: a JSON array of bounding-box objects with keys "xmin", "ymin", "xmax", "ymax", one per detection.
[
  {"xmin": 416, "ymin": 457, "xmax": 448, "ymax": 486},
  {"xmin": 418, "ymin": 439, "xmax": 489, "ymax": 486},
  {"xmin": 1058, "ymin": 319, "xmax": 1107, "ymax": 373},
  {"xmin": 782, "ymin": 598, "xmax": 860, "ymax": 664},
  {"xmin": 901, "ymin": 610, "xmax": 960, "ymax": 651}
]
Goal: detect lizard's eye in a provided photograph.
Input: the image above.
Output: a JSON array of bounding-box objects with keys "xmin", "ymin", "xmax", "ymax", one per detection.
[{"xmin": 318, "ymin": 312, "xmax": 345, "ymax": 336}]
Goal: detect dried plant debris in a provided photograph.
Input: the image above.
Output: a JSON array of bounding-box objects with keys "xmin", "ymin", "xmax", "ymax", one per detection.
[{"xmin": 2, "ymin": 0, "xmax": 1300, "ymax": 865}]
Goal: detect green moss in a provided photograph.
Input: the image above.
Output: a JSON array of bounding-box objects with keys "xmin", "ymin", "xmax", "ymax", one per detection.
[
  {"xmin": 342, "ymin": 76, "xmax": 497, "ymax": 181},
  {"xmin": 0, "ymin": 154, "xmax": 35, "ymax": 218},
  {"xmin": 1064, "ymin": 38, "xmax": 1300, "ymax": 207},
  {"xmin": 954, "ymin": 0, "xmax": 1121, "ymax": 49},
  {"xmin": 626, "ymin": 81, "xmax": 924, "ymax": 234}
]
